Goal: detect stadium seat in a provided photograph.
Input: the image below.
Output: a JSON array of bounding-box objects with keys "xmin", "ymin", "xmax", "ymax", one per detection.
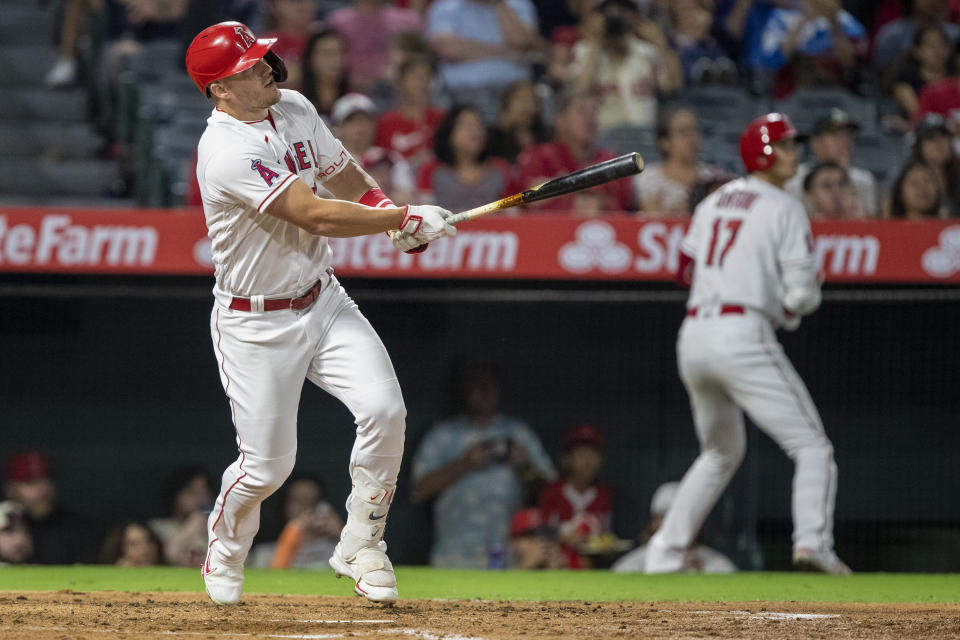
[
  {"xmin": 852, "ymin": 132, "xmax": 909, "ymax": 183},
  {"xmin": 673, "ymin": 86, "xmax": 769, "ymax": 135},
  {"xmin": 596, "ymin": 125, "xmax": 659, "ymax": 161},
  {"xmin": 773, "ymin": 88, "xmax": 874, "ymax": 136}
]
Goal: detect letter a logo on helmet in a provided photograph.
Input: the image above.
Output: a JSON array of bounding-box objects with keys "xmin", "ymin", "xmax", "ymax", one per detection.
[
  {"xmin": 185, "ymin": 21, "xmax": 288, "ymax": 94},
  {"xmin": 739, "ymin": 113, "xmax": 797, "ymax": 173}
]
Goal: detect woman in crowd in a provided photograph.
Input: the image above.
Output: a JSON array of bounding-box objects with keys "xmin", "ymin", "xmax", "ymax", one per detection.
[
  {"xmin": 101, "ymin": 521, "xmax": 164, "ymax": 566},
  {"xmin": 375, "ymin": 54, "xmax": 446, "ymax": 170},
  {"xmin": 415, "ymin": 105, "xmax": 518, "ymax": 212},
  {"xmin": 148, "ymin": 467, "xmax": 214, "ymax": 568},
  {"xmin": 634, "ymin": 107, "xmax": 731, "ymax": 217},
  {"xmin": 887, "ymin": 160, "xmax": 944, "ymax": 219},
  {"xmin": 300, "ymin": 27, "xmax": 351, "ymax": 121},
  {"xmin": 890, "ymin": 25, "xmax": 951, "ymax": 126},
  {"xmin": 263, "ymin": 0, "xmax": 322, "ymax": 87},
  {"xmin": 487, "ymin": 81, "xmax": 552, "ymax": 164},
  {"xmin": 909, "ymin": 114, "xmax": 960, "ymax": 216}
]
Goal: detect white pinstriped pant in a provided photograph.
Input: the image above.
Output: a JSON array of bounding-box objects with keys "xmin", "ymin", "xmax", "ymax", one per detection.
[
  {"xmin": 206, "ymin": 275, "xmax": 406, "ymax": 567},
  {"xmin": 652, "ymin": 309, "xmax": 837, "ymax": 556}
]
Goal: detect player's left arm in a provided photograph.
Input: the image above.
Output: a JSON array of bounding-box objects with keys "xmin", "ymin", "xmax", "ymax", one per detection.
[{"xmin": 778, "ymin": 201, "xmax": 821, "ymax": 317}]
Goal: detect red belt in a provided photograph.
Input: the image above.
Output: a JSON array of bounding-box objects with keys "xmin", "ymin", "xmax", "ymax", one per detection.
[
  {"xmin": 229, "ymin": 278, "xmax": 325, "ymax": 312},
  {"xmin": 686, "ymin": 304, "xmax": 745, "ymax": 318}
]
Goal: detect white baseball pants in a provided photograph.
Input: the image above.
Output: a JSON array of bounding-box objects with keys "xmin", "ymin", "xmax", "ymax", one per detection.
[
  {"xmin": 652, "ymin": 310, "xmax": 837, "ymax": 560},
  {"xmin": 206, "ymin": 275, "xmax": 406, "ymax": 567}
]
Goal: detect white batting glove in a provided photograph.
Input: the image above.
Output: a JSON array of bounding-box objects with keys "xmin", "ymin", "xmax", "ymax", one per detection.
[
  {"xmin": 392, "ymin": 231, "xmax": 427, "ymax": 253},
  {"xmin": 399, "ymin": 204, "xmax": 456, "ymax": 244}
]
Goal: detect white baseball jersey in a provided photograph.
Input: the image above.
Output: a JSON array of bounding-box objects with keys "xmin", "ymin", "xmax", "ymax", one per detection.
[
  {"xmin": 196, "ymin": 89, "xmax": 349, "ymax": 300},
  {"xmin": 682, "ymin": 176, "xmax": 816, "ymax": 323}
]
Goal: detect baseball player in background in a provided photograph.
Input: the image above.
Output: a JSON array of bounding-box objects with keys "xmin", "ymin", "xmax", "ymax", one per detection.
[
  {"xmin": 643, "ymin": 113, "xmax": 850, "ymax": 575},
  {"xmin": 185, "ymin": 22, "xmax": 455, "ymax": 606}
]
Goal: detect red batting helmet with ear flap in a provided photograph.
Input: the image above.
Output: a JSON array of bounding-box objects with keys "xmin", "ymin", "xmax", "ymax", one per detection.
[
  {"xmin": 739, "ymin": 113, "xmax": 798, "ymax": 173},
  {"xmin": 185, "ymin": 21, "xmax": 288, "ymax": 94}
]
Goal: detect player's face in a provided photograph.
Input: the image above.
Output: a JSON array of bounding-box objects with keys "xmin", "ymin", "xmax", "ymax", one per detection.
[
  {"xmin": 220, "ymin": 60, "xmax": 281, "ymax": 111},
  {"xmin": 769, "ymin": 138, "xmax": 798, "ymax": 181}
]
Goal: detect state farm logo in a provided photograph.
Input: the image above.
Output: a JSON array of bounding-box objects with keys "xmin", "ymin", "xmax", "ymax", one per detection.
[
  {"xmin": 330, "ymin": 231, "xmax": 518, "ymax": 271},
  {"xmin": 0, "ymin": 214, "xmax": 157, "ymax": 267},
  {"xmin": 558, "ymin": 221, "xmax": 632, "ymax": 274},
  {"xmin": 921, "ymin": 225, "xmax": 960, "ymax": 277}
]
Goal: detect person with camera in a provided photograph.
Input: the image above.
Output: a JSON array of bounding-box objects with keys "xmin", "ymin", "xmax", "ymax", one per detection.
[
  {"xmin": 565, "ymin": 0, "xmax": 682, "ymax": 132},
  {"xmin": 411, "ymin": 356, "xmax": 556, "ymax": 568}
]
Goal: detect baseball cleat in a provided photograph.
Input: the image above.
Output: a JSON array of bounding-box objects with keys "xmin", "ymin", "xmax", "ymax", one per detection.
[
  {"xmin": 330, "ymin": 540, "xmax": 398, "ymax": 604},
  {"xmin": 202, "ymin": 551, "xmax": 245, "ymax": 605},
  {"xmin": 793, "ymin": 547, "xmax": 852, "ymax": 575},
  {"xmin": 642, "ymin": 538, "xmax": 686, "ymax": 574}
]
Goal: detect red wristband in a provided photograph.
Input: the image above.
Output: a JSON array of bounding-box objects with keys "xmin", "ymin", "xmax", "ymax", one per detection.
[{"xmin": 359, "ymin": 188, "xmax": 394, "ymax": 208}]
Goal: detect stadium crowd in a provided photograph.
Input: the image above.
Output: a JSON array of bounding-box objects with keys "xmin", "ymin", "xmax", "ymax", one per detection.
[{"xmin": 32, "ymin": 0, "xmax": 960, "ymax": 219}]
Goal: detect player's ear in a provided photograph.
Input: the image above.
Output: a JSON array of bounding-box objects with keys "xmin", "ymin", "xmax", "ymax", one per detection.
[{"xmin": 208, "ymin": 80, "xmax": 229, "ymax": 102}]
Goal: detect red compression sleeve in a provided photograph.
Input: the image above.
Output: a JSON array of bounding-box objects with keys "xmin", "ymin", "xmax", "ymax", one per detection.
[{"xmin": 676, "ymin": 251, "xmax": 694, "ymax": 288}]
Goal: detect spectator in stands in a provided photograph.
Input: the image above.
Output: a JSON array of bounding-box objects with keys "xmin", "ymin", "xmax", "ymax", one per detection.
[
  {"xmin": 785, "ymin": 108, "xmax": 879, "ymax": 216},
  {"xmin": 802, "ymin": 161, "xmax": 864, "ymax": 219},
  {"xmin": 887, "ymin": 159, "xmax": 944, "ymax": 218},
  {"xmin": 538, "ymin": 424, "xmax": 613, "ymax": 569},
  {"xmin": 101, "ymin": 521, "xmax": 165, "ymax": 566},
  {"xmin": 249, "ymin": 475, "xmax": 342, "ymax": 569},
  {"xmin": 566, "ymin": 0, "xmax": 682, "ymax": 132},
  {"xmin": 415, "ymin": 105, "xmax": 519, "ymax": 211},
  {"xmin": 264, "ymin": 0, "xmax": 323, "ymax": 88},
  {"xmin": 411, "ymin": 356, "xmax": 557, "ymax": 569},
  {"xmin": 888, "ymin": 25, "xmax": 951, "ymax": 128},
  {"xmin": 611, "ymin": 482, "xmax": 737, "ymax": 573},
  {"xmin": 3, "ymin": 451, "xmax": 99, "ymax": 564},
  {"xmin": 333, "ymin": 93, "xmax": 416, "ymax": 204},
  {"xmin": 327, "ymin": 0, "xmax": 423, "ymax": 93},
  {"xmin": 100, "ymin": 0, "xmax": 190, "ymax": 86},
  {"xmin": 427, "ymin": 0, "xmax": 542, "ymax": 123},
  {"xmin": 300, "ymin": 27, "xmax": 350, "ymax": 121},
  {"xmin": 375, "ymin": 54, "xmax": 446, "ymax": 168},
  {"xmin": 487, "ymin": 80, "xmax": 552, "ymax": 163},
  {"xmin": 0, "ymin": 501, "xmax": 32, "ymax": 565},
  {"xmin": 754, "ymin": 0, "xmax": 867, "ymax": 98},
  {"xmin": 915, "ymin": 39, "xmax": 960, "ymax": 126},
  {"xmin": 508, "ymin": 507, "xmax": 571, "ymax": 569},
  {"xmin": 634, "ymin": 107, "xmax": 732, "ymax": 217},
  {"xmin": 367, "ymin": 30, "xmax": 436, "ymax": 112},
  {"xmin": 667, "ymin": 0, "xmax": 739, "ymax": 86},
  {"xmin": 874, "ymin": 0, "xmax": 960, "ymax": 71},
  {"xmin": 45, "ymin": 0, "xmax": 105, "ymax": 87},
  {"xmin": 517, "ymin": 91, "xmax": 634, "ymax": 214},
  {"xmin": 910, "ymin": 113, "xmax": 960, "ymax": 215},
  {"xmin": 148, "ymin": 466, "xmax": 214, "ymax": 568}
]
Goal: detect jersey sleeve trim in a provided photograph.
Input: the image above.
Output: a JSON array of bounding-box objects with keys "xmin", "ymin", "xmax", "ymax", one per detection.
[{"xmin": 257, "ymin": 174, "xmax": 297, "ymax": 213}]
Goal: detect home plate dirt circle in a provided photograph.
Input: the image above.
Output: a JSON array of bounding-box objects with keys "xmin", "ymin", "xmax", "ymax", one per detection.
[{"xmin": 1, "ymin": 591, "xmax": 958, "ymax": 639}]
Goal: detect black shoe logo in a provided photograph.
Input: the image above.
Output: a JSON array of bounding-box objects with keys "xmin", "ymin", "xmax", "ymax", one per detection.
[{"xmin": 368, "ymin": 511, "xmax": 386, "ymax": 521}]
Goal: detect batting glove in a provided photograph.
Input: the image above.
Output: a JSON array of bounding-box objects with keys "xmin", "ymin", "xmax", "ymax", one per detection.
[
  {"xmin": 392, "ymin": 232, "xmax": 429, "ymax": 253},
  {"xmin": 399, "ymin": 204, "xmax": 456, "ymax": 244}
]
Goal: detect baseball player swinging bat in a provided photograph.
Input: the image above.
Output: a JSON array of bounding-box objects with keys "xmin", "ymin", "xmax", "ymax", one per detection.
[{"xmin": 447, "ymin": 151, "xmax": 644, "ymax": 225}]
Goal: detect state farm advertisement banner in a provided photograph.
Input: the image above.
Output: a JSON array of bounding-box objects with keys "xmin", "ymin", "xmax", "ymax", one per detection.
[{"xmin": 2, "ymin": 207, "xmax": 960, "ymax": 283}]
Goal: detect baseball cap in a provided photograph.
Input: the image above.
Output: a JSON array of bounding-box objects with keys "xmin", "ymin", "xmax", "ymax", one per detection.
[
  {"xmin": 331, "ymin": 93, "xmax": 377, "ymax": 126},
  {"xmin": 0, "ymin": 501, "xmax": 25, "ymax": 532},
  {"xmin": 649, "ymin": 481, "xmax": 680, "ymax": 516},
  {"xmin": 509, "ymin": 508, "xmax": 553, "ymax": 538},
  {"xmin": 811, "ymin": 108, "xmax": 861, "ymax": 137},
  {"xmin": 563, "ymin": 423, "xmax": 606, "ymax": 450},
  {"xmin": 915, "ymin": 113, "xmax": 951, "ymax": 140},
  {"xmin": 5, "ymin": 451, "xmax": 52, "ymax": 483}
]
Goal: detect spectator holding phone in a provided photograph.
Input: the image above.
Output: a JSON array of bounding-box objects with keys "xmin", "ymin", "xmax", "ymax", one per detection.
[{"xmin": 411, "ymin": 356, "xmax": 556, "ymax": 568}]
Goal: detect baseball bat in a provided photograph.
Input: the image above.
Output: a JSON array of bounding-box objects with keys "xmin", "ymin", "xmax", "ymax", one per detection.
[{"xmin": 446, "ymin": 151, "xmax": 644, "ymax": 225}]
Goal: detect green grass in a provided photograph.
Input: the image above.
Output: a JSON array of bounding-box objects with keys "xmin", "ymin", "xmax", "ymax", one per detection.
[{"xmin": 1, "ymin": 566, "xmax": 958, "ymax": 603}]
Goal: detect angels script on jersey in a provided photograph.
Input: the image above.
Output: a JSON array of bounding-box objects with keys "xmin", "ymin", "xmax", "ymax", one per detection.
[{"xmin": 0, "ymin": 215, "xmax": 158, "ymax": 266}]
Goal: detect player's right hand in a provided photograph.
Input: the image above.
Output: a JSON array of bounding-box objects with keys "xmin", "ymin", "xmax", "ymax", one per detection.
[{"xmin": 399, "ymin": 204, "xmax": 457, "ymax": 244}]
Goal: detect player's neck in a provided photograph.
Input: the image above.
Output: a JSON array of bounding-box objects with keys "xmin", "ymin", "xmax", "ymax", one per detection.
[
  {"xmin": 216, "ymin": 100, "xmax": 270, "ymax": 123},
  {"xmin": 751, "ymin": 171, "xmax": 788, "ymax": 190}
]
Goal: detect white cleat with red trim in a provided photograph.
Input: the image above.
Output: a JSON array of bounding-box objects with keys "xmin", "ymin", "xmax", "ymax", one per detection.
[
  {"xmin": 793, "ymin": 547, "xmax": 852, "ymax": 575},
  {"xmin": 329, "ymin": 540, "xmax": 398, "ymax": 604},
  {"xmin": 202, "ymin": 549, "xmax": 244, "ymax": 605}
]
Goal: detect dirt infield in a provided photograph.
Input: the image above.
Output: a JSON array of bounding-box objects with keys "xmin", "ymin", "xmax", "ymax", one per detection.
[{"xmin": 1, "ymin": 591, "xmax": 959, "ymax": 639}]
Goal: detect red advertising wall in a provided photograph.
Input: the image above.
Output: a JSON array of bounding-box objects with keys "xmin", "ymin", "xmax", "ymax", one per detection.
[{"xmin": 2, "ymin": 207, "xmax": 959, "ymax": 283}]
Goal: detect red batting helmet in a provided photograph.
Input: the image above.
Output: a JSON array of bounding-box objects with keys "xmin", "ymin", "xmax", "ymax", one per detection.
[
  {"xmin": 739, "ymin": 113, "xmax": 798, "ymax": 173},
  {"xmin": 185, "ymin": 22, "xmax": 288, "ymax": 94}
]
